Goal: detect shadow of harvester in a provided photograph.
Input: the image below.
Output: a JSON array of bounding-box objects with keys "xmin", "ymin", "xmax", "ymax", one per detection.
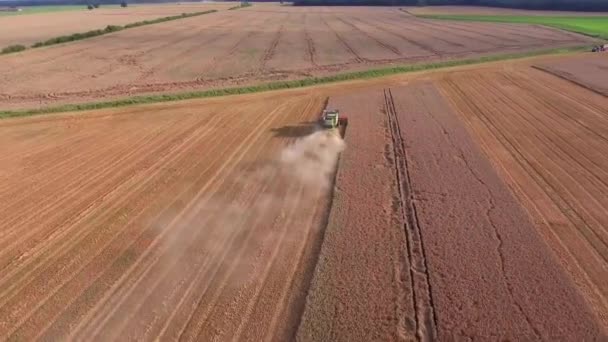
[{"xmin": 271, "ymin": 122, "xmax": 319, "ymax": 138}]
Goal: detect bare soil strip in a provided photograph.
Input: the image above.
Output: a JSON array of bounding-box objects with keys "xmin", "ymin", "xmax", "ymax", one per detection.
[
  {"xmin": 0, "ymin": 6, "xmax": 592, "ymax": 110},
  {"xmin": 384, "ymin": 88, "xmax": 437, "ymax": 340}
]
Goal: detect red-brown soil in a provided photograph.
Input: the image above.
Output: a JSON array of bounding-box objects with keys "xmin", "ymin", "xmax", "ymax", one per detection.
[
  {"xmin": 0, "ymin": 92, "xmax": 341, "ymax": 340},
  {"xmin": 0, "ymin": 5, "xmax": 593, "ymax": 109},
  {"xmin": 0, "ymin": 3, "xmax": 231, "ymax": 48},
  {"xmin": 534, "ymin": 53, "xmax": 608, "ymax": 96}
]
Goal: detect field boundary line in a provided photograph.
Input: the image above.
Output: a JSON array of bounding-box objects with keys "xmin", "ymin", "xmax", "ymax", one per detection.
[
  {"xmin": 531, "ymin": 65, "xmax": 607, "ymax": 97},
  {"xmin": 0, "ymin": 9, "xmax": 219, "ymax": 55},
  {"xmin": 0, "ymin": 45, "xmax": 589, "ymax": 119}
]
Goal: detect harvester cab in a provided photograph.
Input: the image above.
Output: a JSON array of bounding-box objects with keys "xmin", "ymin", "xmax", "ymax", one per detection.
[{"xmin": 320, "ymin": 109, "xmax": 348, "ymax": 129}]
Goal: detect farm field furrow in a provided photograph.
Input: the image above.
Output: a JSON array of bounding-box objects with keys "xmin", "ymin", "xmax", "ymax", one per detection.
[
  {"xmin": 0, "ymin": 93, "xmax": 342, "ymax": 340},
  {"xmin": 0, "ymin": 3, "xmax": 232, "ymax": 48},
  {"xmin": 0, "ymin": 6, "xmax": 592, "ymax": 110},
  {"xmin": 439, "ymin": 63, "xmax": 608, "ymax": 328},
  {"xmin": 534, "ymin": 53, "xmax": 608, "ymax": 96}
]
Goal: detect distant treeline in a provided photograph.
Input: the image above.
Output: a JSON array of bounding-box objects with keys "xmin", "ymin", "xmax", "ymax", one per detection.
[
  {"xmin": 0, "ymin": 0, "xmax": 213, "ymax": 6},
  {"xmin": 292, "ymin": 0, "xmax": 608, "ymax": 11}
]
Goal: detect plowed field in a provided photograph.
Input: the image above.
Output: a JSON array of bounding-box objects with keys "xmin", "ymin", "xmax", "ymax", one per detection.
[
  {"xmin": 0, "ymin": 93, "xmax": 347, "ymax": 340},
  {"xmin": 0, "ymin": 6, "xmax": 592, "ymax": 109},
  {"xmin": 0, "ymin": 3, "xmax": 231, "ymax": 48}
]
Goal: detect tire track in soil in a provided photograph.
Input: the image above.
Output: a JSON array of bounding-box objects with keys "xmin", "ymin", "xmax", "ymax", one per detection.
[
  {"xmin": 384, "ymin": 88, "xmax": 437, "ymax": 341},
  {"xmin": 199, "ymin": 14, "xmax": 275, "ymax": 81},
  {"xmin": 376, "ymin": 15, "xmax": 467, "ymax": 49},
  {"xmin": 350, "ymin": 16, "xmax": 440, "ymax": 57},
  {"xmin": 405, "ymin": 18, "xmax": 507, "ymax": 48},
  {"xmin": 137, "ymin": 19, "xmax": 237, "ymax": 82},
  {"xmin": 303, "ymin": 14, "xmax": 318, "ymax": 67},
  {"xmin": 260, "ymin": 14, "xmax": 289, "ymax": 71},
  {"xmin": 319, "ymin": 14, "xmax": 366, "ymax": 64},
  {"xmin": 335, "ymin": 16, "xmax": 401, "ymax": 57}
]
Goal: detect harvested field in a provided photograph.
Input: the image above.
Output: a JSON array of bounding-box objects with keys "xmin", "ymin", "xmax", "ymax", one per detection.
[
  {"xmin": 0, "ymin": 2, "xmax": 231, "ymax": 48},
  {"xmin": 298, "ymin": 81, "xmax": 604, "ymax": 339},
  {"xmin": 0, "ymin": 92, "xmax": 345, "ymax": 340},
  {"xmin": 0, "ymin": 5, "xmax": 593, "ymax": 110},
  {"xmin": 534, "ymin": 53, "xmax": 608, "ymax": 95},
  {"xmin": 406, "ymin": 6, "xmax": 608, "ymax": 17}
]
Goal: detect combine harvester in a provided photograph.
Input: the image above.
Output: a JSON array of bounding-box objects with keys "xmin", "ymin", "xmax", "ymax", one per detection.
[{"xmin": 319, "ymin": 108, "xmax": 348, "ymax": 138}]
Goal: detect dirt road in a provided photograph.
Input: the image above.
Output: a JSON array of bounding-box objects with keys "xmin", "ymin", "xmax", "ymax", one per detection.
[
  {"xmin": 0, "ymin": 93, "xmax": 343, "ymax": 340},
  {"xmin": 0, "ymin": 5, "xmax": 591, "ymax": 109}
]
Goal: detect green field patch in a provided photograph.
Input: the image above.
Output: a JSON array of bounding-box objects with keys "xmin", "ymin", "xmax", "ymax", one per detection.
[{"xmin": 418, "ymin": 14, "xmax": 608, "ymax": 39}]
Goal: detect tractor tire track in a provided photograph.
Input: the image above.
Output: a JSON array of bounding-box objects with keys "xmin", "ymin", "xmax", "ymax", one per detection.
[{"xmin": 384, "ymin": 88, "xmax": 437, "ymax": 341}]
